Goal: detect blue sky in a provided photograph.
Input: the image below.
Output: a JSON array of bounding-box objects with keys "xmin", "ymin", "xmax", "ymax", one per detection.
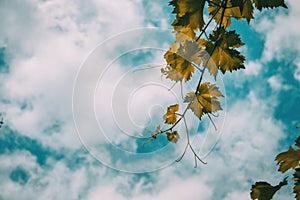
[{"xmin": 0, "ymin": 0, "xmax": 300, "ymax": 199}]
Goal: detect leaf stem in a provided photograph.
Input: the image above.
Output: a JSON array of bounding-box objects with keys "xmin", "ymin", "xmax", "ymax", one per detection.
[{"xmin": 160, "ymin": 0, "xmax": 229, "ymax": 166}]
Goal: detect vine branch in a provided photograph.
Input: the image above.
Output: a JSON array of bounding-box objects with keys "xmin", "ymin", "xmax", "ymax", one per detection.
[{"xmin": 155, "ymin": 0, "xmax": 229, "ymax": 165}]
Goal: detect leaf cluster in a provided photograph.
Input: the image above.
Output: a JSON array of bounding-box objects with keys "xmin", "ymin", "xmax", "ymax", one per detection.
[
  {"xmin": 250, "ymin": 178, "xmax": 288, "ymax": 200},
  {"xmin": 251, "ymin": 135, "xmax": 300, "ymax": 200},
  {"xmin": 145, "ymin": 0, "xmax": 288, "ymax": 169},
  {"xmin": 184, "ymin": 82, "xmax": 223, "ymax": 119}
]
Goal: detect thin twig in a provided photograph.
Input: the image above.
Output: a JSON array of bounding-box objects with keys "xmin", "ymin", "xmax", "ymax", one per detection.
[
  {"xmin": 160, "ymin": 0, "xmax": 229, "ymax": 165},
  {"xmin": 180, "ymin": 81, "xmax": 184, "ymax": 99},
  {"xmin": 196, "ymin": 5, "xmax": 222, "ymax": 42},
  {"xmin": 207, "ymin": 113, "xmax": 217, "ymax": 131},
  {"xmin": 132, "ymin": 64, "xmax": 166, "ymax": 73},
  {"xmin": 168, "ymin": 81, "xmax": 177, "ymax": 91}
]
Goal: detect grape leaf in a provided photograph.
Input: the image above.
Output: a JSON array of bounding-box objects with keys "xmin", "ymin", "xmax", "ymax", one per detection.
[
  {"xmin": 231, "ymin": 0, "xmax": 254, "ymax": 23},
  {"xmin": 296, "ymin": 136, "xmax": 300, "ymax": 148},
  {"xmin": 164, "ymin": 40, "xmax": 202, "ymax": 81},
  {"xmin": 170, "ymin": 0, "xmax": 206, "ymax": 33},
  {"xmin": 155, "ymin": 125, "xmax": 161, "ymax": 133},
  {"xmin": 0, "ymin": 117, "xmax": 3, "ymax": 129},
  {"xmin": 242, "ymin": 0, "xmax": 254, "ymax": 23},
  {"xmin": 276, "ymin": 146, "xmax": 300, "ymax": 173},
  {"xmin": 293, "ymin": 168, "xmax": 300, "ymax": 200},
  {"xmin": 197, "ymin": 40, "xmax": 219, "ymax": 78},
  {"xmin": 231, "ymin": 0, "xmax": 244, "ymax": 13},
  {"xmin": 198, "ymin": 28, "xmax": 245, "ymax": 77},
  {"xmin": 250, "ymin": 178, "xmax": 288, "ymax": 200},
  {"xmin": 253, "ymin": 0, "xmax": 287, "ymax": 11},
  {"xmin": 184, "ymin": 82, "xmax": 223, "ymax": 119},
  {"xmin": 166, "ymin": 130, "xmax": 180, "ymax": 143},
  {"xmin": 208, "ymin": 0, "xmax": 242, "ymax": 28},
  {"xmin": 161, "ymin": 67, "xmax": 184, "ymax": 82},
  {"xmin": 176, "ymin": 29, "xmax": 196, "ymax": 43},
  {"xmin": 163, "ymin": 104, "xmax": 179, "ymax": 124}
]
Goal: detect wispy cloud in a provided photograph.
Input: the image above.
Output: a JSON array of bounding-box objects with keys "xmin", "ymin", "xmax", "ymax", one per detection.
[{"xmin": 0, "ymin": 0, "xmax": 298, "ymax": 199}]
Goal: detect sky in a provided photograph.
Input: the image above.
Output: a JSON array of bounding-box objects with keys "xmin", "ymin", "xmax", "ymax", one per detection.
[{"xmin": 0, "ymin": 0, "xmax": 300, "ymax": 199}]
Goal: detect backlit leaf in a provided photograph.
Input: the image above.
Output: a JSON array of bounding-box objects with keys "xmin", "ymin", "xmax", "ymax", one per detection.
[
  {"xmin": 253, "ymin": 0, "xmax": 287, "ymax": 11},
  {"xmin": 276, "ymin": 146, "xmax": 300, "ymax": 173},
  {"xmin": 198, "ymin": 28, "xmax": 245, "ymax": 77},
  {"xmin": 184, "ymin": 82, "xmax": 223, "ymax": 119},
  {"xmin": 242, "ymin": 0, "xmax": 254, "ymax": 23},
  {"xmin": 231, "ymin": 0, "xmax": 244, "ymax": 13},
  {"xmin": 250, "ymin": 178, "xmax": 288, "ymax": 200},
  {"xmin": 163, "ymin": 40, "xmax": 202, "ymax": 81},
  {"xmin": 293, "ymin": 168, "xmax": 300, "ymax": 200},
  {"xmin": 208, "ymin": 0, "xmax": 242, "ymax": 28},
  {"xmin": 176, "ymin": 29, "xmax": 196, "ymax": 43},
  {"xmin": 155, "ymin": 125, "xmax": 161, "ymax": 133},
  {"xmin": 231, "ymin": 0, "xmax": 254, "ymax": 23},
  {"xmin": 296, "ymin": 136, "xmax": 300, "ymax": 148},
  {"xmin": 166, "ymin": 130, "xmax": 180, "ymax": 143},
  {"xmin": 170, "ymin": 0, "xmax": 206, "ymax": 34},
  {"xmin": 163, "ymin": 104, "xmax": 179, "ymax": 124}
]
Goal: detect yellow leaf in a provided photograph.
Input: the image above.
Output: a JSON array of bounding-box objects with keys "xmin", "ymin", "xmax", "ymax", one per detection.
[
  {"xmin": 163, "ymin": 104, "xmax": 179, "ymax": 124},
  {"xmin": 155, "ymin": 125, "xmax": 161, "ymax": 133},
  {"xmin": 175, "ymin": 27, "xmax": 196, "ymax": 42},
  {"xmin": 161, "ymin": 66, "xmax": 184, "ymax": 82},
  {"xmin": 170, "ymin": 0, "xmax": 206, "ymax": 32},
  {"xmin": 296, "ymin": 136, "xmax": 300, "ymax": 148},
  {"xmin": 276, "ymin": 146, "xmax": 300, "ymax": 173},
  {"xmin": 198, "ymin": 28, "xmax": 245, "ymax": 77},
  {"xmin": 169, "ymin": 43, "xmax": 179, "ymax": 52},
  {"xmin": 198, "ymin": 38, "xmax": 219, "ymax": 78},
  {"xmin": 166, "ymin": 130, "xmax": 180, "ymax": 143},
  {"xmin": 253, "ymin": 0, "xmax": 287, "ymax": 11},
  {"xmin": 208, "ymin": 0, "xmax": 242, "ymax": 28},
  {"xmin": 231, "ymin": 0, "xmax": 254, "ymax": 23},
  {"xmin": 242, "ymin": 0, "xmax": 254, "ymax": 23},
  {"xmin": 184, "ymin": 82, "xmax": 223, "ymax": 119},
  {"xmin": 163, "ymin": 40, "xmax": 202, "ymax": 82},
  {"xmin": 250, "ymin": 178, "xmax": 288, "ymax": 200},
  {"xmin": 293, "ymin": 168, "xmax": 300, "ymax": 200}
]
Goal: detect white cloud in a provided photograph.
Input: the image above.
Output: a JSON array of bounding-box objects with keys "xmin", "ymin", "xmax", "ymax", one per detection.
[
  {"xmin": 0, "ymin": 0, "xmax": 146, "ymax": 149},
  {"xmin": 268, "ymin": 75, "xmax": 290, "ymax": 91},
  {"xmin": 132, "ymin": 176, "xmax": 213, "ymax": 200},
  {"xmin": 253, "ymin": 0, "xmax": 300, "ymax": 80},
  {"xmin": 253, "ymin": 0, "xmax": 300, "ymax": 61},
  {"xmin": 0, "ymin": 0, "xmax": 294, "ymax": 200},
  {"xmin": 244, "ymin": 61, "xmax": 262, "ymax": 76},
  {"xmin": 293, "ymin": 61, "xmax": 300, "ymax": 81},
  {"xmin": 83, "ymin": 90, "xmax": 288, "ymax": 200},
  {"xmin": 0, "ymin": 151, "xmax": 91, "ymax": 200}
]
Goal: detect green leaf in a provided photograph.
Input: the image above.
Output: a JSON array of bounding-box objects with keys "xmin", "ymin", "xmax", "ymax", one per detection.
[
  {"xmin": 184, "ymin": 82, "xmax": 223, "ymax": 119},
  {"xmin": 163, "ymin": 104, "xmax": 179, "ymax": 124},
  {"xmin": 293, "ymin": 168, "xmax": 300, "ymax": 200},
  {"xmin": 276, "ymin": 146, "xmax": 300, "ymax": 173},
  {"xmin": 198, "ymin": 28, "xmax": 245, "ymax": 77},
  {"xmin": 253, "ymin": 0, "xmax": 287, "ymax": 11},
  {"xmin": 170, "ymin": 0, "xmax": 206, "ymax": 33},
  {"xmin": 250, "ymin": 178, "xmax": 288, "ymax": 200}
]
